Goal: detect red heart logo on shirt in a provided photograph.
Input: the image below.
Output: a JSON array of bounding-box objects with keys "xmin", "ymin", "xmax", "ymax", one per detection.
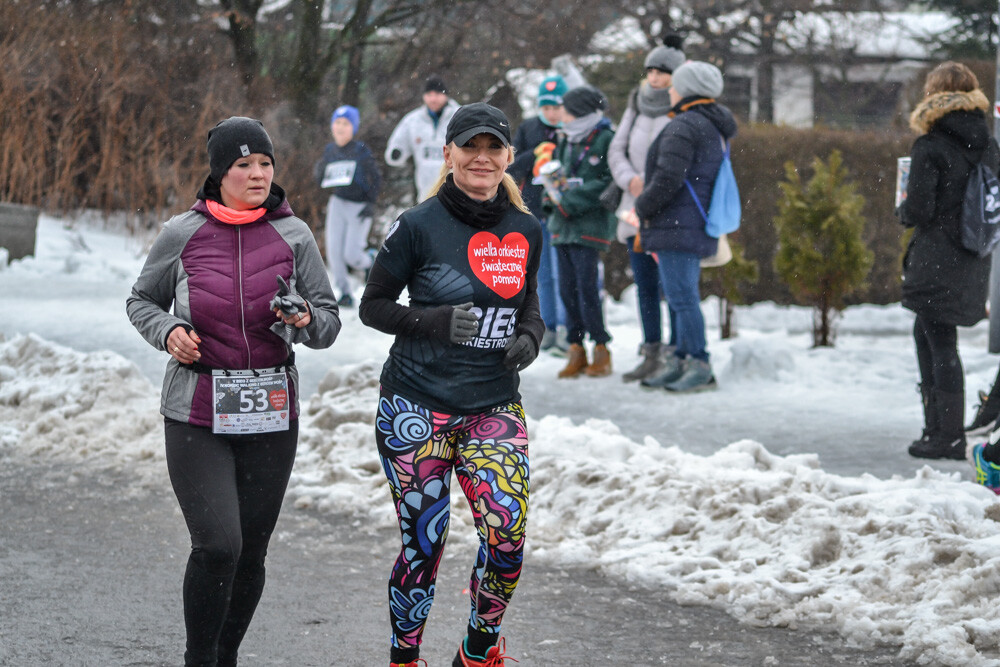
[{"xmin": 468, "ymin": 231, "xmax": 529, "ymax": 299}]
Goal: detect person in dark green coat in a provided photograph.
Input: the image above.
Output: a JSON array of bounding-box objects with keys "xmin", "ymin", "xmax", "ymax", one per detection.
[{"xmin": 542, "ymin": 85, "xmax": 617, "ymax": 379}]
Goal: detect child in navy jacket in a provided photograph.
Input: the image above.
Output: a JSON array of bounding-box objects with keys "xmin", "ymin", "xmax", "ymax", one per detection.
[{"xmin": 314, "ymin": 105, "xmax": 381, "ymax": 306}]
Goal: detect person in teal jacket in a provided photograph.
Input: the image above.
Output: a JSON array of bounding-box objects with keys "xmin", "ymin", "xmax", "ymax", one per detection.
[{"xmin": 542, "ymin": 85, "xmax": 617, "ymax": 379}]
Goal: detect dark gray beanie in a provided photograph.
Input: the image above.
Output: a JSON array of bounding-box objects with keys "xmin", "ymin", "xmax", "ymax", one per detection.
[
  {"xmin": 207, "ymin": 116, "xmax": 275, "ymax": 183},
  {"xmin": 671, "ymin": 61, "xmax": 724, "ymax": 99},
  {"xmin": 562, "ymin": 85, "xmax": 608, "ymax": 118}
]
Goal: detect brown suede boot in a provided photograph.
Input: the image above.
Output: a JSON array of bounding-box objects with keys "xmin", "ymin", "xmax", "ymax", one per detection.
[
  {"xmin": 558, "ymin": 344, "xmax": 588, "ymax": 378},
  {"xmin": 585, "ymin": 344, "xmax": 612, "ymax": 377}
]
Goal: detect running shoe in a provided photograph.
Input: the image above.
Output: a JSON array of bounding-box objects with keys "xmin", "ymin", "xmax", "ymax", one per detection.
[
  {"xmin": 971, "ymin": 443, "xmax": 1000, "ymax": 494},
  {"xmin": 452, "ymin": 637, "xmax": 518, "ymax": 666},
  {"xmin": 967, "ymin": 389, "xmax": 999, "ymax": 434},
  {"xmin": 390, "ymin": 660, "xmax": 426, "ymax": 667}
]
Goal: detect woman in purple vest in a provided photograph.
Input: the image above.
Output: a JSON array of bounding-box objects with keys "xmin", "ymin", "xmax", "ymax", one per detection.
[{"xmin": 127, "ymin": 116, "xmax": 341, "ymax": 666}]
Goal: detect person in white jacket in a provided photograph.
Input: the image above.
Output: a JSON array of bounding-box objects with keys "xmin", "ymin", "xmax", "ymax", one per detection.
[{"xmin": 384, "ymin": 74, "xmax": 460, "ymax": 202}]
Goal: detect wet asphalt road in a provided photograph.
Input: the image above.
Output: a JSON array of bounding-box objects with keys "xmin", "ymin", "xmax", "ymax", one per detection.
[{"xmin": 0, "ymin": 456, "xmax": 911, "ymax": 667}]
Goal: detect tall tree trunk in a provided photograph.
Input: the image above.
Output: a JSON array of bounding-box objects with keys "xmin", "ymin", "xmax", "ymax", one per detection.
[
  {"xmin": 289, "ymin": 1, "xmax": 325, "ymax": 121},
  {"xmin": 221, "ymin": 0, "xmax": 263, "ymax": 91},
  {"xmin": 756, "ymin": 13, "xmax": 777, "ymax": 124},
  {"xmin": 339, "ymin": 0, "xmax": 374, "ymax": 107},
  {"xmin": 341, "ymin": 41, "xmax": 365, "ymax": 106}
]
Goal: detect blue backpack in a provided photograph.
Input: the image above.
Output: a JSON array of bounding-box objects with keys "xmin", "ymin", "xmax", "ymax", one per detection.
[{"xmin": 685, "ymin": 136, "xmax": 741, "ymax": 238}]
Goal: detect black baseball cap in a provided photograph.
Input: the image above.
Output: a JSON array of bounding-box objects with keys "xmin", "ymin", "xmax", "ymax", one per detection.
[{"xmin": 445, "ymin": 102, "xmax": 511, "ymax": 148}]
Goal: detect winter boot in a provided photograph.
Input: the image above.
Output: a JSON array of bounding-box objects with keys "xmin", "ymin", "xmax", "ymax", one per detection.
[
  {"xmin": 966, "ymin": 389, "xmax": 999, "ymax": 434},
  {"xmin": 550, "ymin": 326, "xmax": 570, "ymax": 357},
  {"xmin": 908, "ymin": 388, "xmax": 966, "ymax": 460},
  {"xmin": 585, "ymin": 344, "xmax": 612, "ymax": 377},
  {"xmin": 972, "ymin": 442, "xmax": 1000, "ymax": 494},
  {"xmin": 622, "ymin": 343, "xmax": 666, "ymax": 382},
  {"xmin": 640, "ymin": 353, "xmax": 684, "ymax": 389},
  {"xmin": 558, "ymin": 344, "xmax": 588, "ymax": 378},
  {"xmin": 539, "ymin": 329, "xmax": 557, "ymax": 352},
  {"xmin": 910, "ymin": 383, "xmax": 938, "ymax": 449},
  {"xmin": 664, "ymin": 357, "xmax": 717, "ymax": 393}
]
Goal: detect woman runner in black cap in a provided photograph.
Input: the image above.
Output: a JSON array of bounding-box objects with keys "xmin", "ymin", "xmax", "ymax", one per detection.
[{"xmin": 360, "ymin": 102, "xmax": 542, "ymax": 667}]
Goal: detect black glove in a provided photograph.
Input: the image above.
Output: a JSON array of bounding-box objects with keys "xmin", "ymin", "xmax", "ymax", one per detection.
[
  {"xmin": 360, "ymin": 202, "xmax": 375, "ymax": 219},
  {"xmin": 449, "ymin": 302, "xmax": 479, "ymax": 344},
  {"xmin": 503, "ymin": 333, "xmax": 538, "ymax": 371}
]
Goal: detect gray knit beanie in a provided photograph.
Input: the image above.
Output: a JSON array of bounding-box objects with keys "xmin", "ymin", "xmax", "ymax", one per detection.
[
  {"xmin": 671, "ymin": 61, "xmax": 724, "ymax": 99},
  {"xmin": 644, "ymin": 34, "xmax": 686, "ymax": 73},
  {"xmin": 207, "ymin": 116, "xmax": 275, "ymax": 183}
]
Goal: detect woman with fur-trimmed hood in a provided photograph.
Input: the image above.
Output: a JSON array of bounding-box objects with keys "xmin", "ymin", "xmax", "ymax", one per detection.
[{"xmin": 898, "ymin": 61, "xmax": 999, "ymax": 460}]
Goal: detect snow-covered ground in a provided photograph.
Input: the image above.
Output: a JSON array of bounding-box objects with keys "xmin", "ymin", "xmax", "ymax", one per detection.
[{"xmin": 4, "ymin": 214, "xmax": 1000, "ymax": 666}]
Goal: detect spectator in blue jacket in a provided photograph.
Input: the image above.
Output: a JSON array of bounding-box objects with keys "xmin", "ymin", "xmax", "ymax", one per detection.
[
  {"xmin": 634, "ymin": 61, "xmax": 737, "ymax": 393},
  {"xmin": 314, "ymin": 105, "xmax": 381, "ymax": 306}
]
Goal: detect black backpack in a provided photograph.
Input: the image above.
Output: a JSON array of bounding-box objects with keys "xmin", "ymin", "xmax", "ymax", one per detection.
[{"xmin": 959, "ymin": 141, "xmax": 1000, "ymax": 257}]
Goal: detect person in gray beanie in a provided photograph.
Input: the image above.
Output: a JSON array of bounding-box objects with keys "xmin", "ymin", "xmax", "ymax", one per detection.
[
  {"xmin": 609, "ymin": 35, "xmax": 686, "ymax": 383},
  {"xmin": 634, "ymin": 59, "xmax": 736, "ymax": 393},
  {"xmin": 206, "ymin": 116, "xmax": 275, "ymax": 184},
  {"xmin": 643, "ymin": 34, "xmax": 686, "ymax": 74},
  {"xmin": 670, "ymin": 61, "xmax": 724, "ymax": 100}
]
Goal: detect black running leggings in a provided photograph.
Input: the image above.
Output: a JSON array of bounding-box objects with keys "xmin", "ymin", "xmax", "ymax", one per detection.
[
  {"xmin": 164, "ymin": 418, "xmax": 298, "ymax": 667},
  {"xmin": 913, "ymin": 315, "xmax": 963, "ymax": 394}
]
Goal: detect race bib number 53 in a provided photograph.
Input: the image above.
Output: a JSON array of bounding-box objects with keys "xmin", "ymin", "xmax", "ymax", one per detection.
[{"xmin": 212, "ymin": 370, "xmax": 290, "ymax": 434}]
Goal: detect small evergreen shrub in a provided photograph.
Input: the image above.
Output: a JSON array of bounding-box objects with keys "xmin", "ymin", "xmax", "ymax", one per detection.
[{"xmin": 774, "ymin": 150, "xmax": 873, "ymax": 346}]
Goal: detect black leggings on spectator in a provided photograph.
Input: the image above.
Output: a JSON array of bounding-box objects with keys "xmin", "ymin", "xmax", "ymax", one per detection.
[
  {"xmin": 164, "ymin": 418, "xmax": 298, "ymax": 667},
  {"xmin": 913, "ymin": 315, "xmax": 963, "ymax": 394}
]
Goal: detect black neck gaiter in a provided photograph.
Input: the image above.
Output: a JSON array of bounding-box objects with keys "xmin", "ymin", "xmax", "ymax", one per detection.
[{"xmin": 436, "ymin": 174, "xmax": 511, "ymax": 229}]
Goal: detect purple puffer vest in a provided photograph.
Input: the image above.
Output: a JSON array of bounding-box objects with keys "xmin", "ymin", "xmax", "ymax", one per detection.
[{"xmin": 186, "ymin": 199, "xmax": 297, "ymax": 425}]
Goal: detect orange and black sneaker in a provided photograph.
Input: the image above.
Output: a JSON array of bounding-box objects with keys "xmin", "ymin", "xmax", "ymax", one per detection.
[{"xmin": 452, "ymin": 637, "xmax": 518, "ymax": 666}]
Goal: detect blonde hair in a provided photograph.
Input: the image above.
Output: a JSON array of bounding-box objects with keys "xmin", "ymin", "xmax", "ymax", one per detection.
[
  {"xmin": 924, "ymin": 61, "xmax": 979, "ymax": 97},
  {"xmin": 425, "ymin": 144, "xmax": 529, "ymax": 214}
]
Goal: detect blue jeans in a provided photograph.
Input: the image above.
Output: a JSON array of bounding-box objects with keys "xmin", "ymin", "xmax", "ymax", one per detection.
[
  {"xmin": 655, "ymin": 250, "xmax": 707, "ymax": 360},
  {"xmin": 537, "ymin": 219, "xmax": 566, "ymax": 331},
  {"xmin": 627, "ymin": 239, "xmax": 675, "ymax": 347},
  {"xmin": 556, "ymin": 244, "xmax": 610, "ymax": 345}
]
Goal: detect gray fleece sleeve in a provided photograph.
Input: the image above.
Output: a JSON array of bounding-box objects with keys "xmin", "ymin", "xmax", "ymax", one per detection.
[
  {"xmin": 126, "ymin": 214, "xmax": 201, "ymax": 351},
  {"xmin": 608, "ymin": 107, "xmax": 640, "ymax": 189}
]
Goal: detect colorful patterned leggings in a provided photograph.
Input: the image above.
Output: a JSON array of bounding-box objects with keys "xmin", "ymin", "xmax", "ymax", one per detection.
[{"xmin": 375, "ymin": 388, "xmax": 530, "ymax": 652}]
